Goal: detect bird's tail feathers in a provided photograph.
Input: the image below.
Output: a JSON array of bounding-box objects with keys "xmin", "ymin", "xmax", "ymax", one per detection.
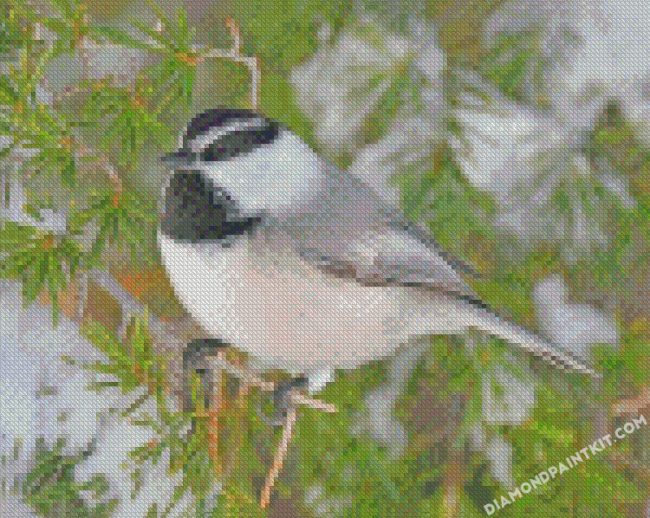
[{"xmin": 463, "ymin": 297, "xmax": 600, "ymax": 379}]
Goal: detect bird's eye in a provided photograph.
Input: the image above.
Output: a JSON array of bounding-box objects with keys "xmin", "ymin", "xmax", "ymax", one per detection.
[
  {"xmin": 201, "ymin": 131, "xmax": 256, "ymax": 162},
  {"xmin": 200, "ymin": 124, "xmax": 278, "ymax": 162},
  {"xmin": 202, "ymin": 144, "xmax": 227, "ymax": 161}
]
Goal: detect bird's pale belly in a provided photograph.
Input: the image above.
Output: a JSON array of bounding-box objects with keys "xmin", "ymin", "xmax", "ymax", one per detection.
[{"xmin": 158, "ymin": 234, "xmax": 438, "ymax": 373}]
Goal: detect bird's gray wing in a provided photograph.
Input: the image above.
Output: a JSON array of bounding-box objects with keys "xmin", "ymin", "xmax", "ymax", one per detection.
[
  {"xmin": 259, "ymin": 164, "xmax": 598, "ymax": 378},
  {"xmin": 272, "ymin": 163, "xmax": 477, "ymax": 298}
]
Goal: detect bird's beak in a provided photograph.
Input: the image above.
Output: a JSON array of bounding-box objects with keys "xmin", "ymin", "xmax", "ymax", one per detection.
[{"xmin": 160, "ymin": 149, "xmax": 198, "ymax": 168}]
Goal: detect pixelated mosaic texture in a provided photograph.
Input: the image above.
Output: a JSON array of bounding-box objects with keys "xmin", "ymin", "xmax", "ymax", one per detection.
[{"xmin": 1, "ymin": 0, "xmax": 650, "ymax": 516}]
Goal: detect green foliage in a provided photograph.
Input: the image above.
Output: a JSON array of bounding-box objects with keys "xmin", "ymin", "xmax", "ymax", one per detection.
[
  {"xmin": 69, "ymin": 188, "xmax": 157, "ymax": 263},
  {"xmin": 42, "ymin": 0, "xmax": 142, "ymax": 57},
  {"xmin": 399, "ymin": 146, "xmax": 497, "ymax": 266},
  {"xmin": 0, "ymin": 221, "xmax": 81, "ymax": 323},
  {"xmin": 1, "ymin": 48, "xmax": 80, "ymax": 185},
  {"xmin": 226, "ymin": 0, "xmax": 351, "ymax": 73},
  {"xmin": 81, "ymin": 315, "xmax": 167, "ymax": 395},
  {"xmin": 294, "ymin": 362, "xmax": 406, "ymax": 517},
  {"xmin": 2, "ymin": 1, "xmax": 650, "ymax": 516},
  {"xmin": 481, "ymin": 31, "xmax": 540, "ymax": 102},
  {"xmin": 82, "ymin": 78, "xmax": 172, "ymax": 170},
  {"xmin": 79, "ymin": 316, "xmax": 221, "ymax": 513},
  {"xmin": 22, "ymin": 440, "xmax": 117, "ymax": 517},
  {"xmin": 130, "ymin": 2, "xmax": 202, "ymax": 112},
  {"xmin": 0, "ymin": 2, "xmax": 27, "ymax": 56}
]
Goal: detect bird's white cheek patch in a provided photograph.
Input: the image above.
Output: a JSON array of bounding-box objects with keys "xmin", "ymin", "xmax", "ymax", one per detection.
[{"xmin": 201, "ymin": 132, "xmax": 323, "ymax": 216}]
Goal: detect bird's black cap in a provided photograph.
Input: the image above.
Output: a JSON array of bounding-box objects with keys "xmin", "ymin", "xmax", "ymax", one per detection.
[
  {"xmin": 160, "ymin": 107, "xmax": 280, "ymax": 165},
  {"xmin": 183, "ymin": 107, "xmax": 277, "ymax": 146}
]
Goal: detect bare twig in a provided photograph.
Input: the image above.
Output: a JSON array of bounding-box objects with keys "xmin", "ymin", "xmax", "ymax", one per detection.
[
  {"xmin": 260, "ymin": 406, "xmax": 297, "ymax": 509},
  {"xmin": 203, "ymin": 17, "xmax": 260, "ymax": 109},
  {"xmin": 289, "ymin": 392, "xmax": 337, "ymax": 413},
  {"xmin": 225, "ymin": 16, "xmax": 241, "ymax": 55},
  {"xmin": 613, "ymin": 386, "xmax": 650, "ymax": 416},
  {"xmin": 258, "ymin": 387, "xmax": 337, "ymax": 508},
  {"xmin": 72, "ymin": 141, "xmax": 123, "ymax": 203},
  {"xmin": 206, "ymin": 355, "xmax": 275, "ymax": 392},
  {"xmin": 78, "ymin": 13, "xmax": 91, "ymax": 79},
  {"xmin": 207, "ymin": 351, "xmax": 227, "ymax": 476}
]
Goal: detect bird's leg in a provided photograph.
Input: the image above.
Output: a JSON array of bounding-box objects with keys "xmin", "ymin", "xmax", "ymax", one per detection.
[
  {"xmin": 182, "ymin": 338, "xmax": 229, "ymax": 413},
  {"xmin": 183, "ymin": 340, "xmax": 337, "ymax": 508},
  {"xmin": 183, "ymin": 338, "xmax": 231, "ymax": 474},
  {"xmin": 258, "ymin": 376, "xmax": 309, "ymax": 427}
]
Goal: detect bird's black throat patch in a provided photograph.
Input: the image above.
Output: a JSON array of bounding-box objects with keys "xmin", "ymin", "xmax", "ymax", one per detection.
[{"xmin": 160, "ymin": 170, "xmax": 260, "ymax": 243}]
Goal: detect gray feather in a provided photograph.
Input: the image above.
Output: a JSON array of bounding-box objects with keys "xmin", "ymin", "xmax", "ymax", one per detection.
[{"xmin": 266, "ymin": 163, "xmax": 475, "ymax": 297}]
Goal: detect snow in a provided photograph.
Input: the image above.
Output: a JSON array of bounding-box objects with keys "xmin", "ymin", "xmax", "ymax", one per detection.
[
  {"xmin": 0, "ymin": 172, "xmax": 68, "ymax": 234},
  {"xmin": 482, "ymin": 364, "xmax": 536, "ymax": 426},
  {"xmin": 349, "ymin": 114, "xmax": 441, "ymax": 205},
  {"xmin": 533, "ymin": 274, "xmax": 619, "ymax": 358},
  {"xmin": 356, "ymin": 340, "xmax": 432, "ymax": 457},
  {"xmin": 291, "ymin": 18, "xmax": 412, "ymax": 153},
  {"xmin": 0, "ymin": 280, "xmax": 114, "ymax": 459},
  {"xmin": 0, "ymin": 493, "xmax": 38, "ymax": 518},
  {"xmin": 0, "ymin": 279, "xmax": 198, "ymax": 516},
  {"xmin": 451, "ymin": 88, "xmax": 571, "ymax": 196},
  {"xmin": 484, "ymin": 435, "xmax": 515, "ymax": 487},
  {"xmin": 292, "ymin": 18, "xmax": 447, "ymax": 204},
  {"xmin": 74, "ymin": 406, "xmax": 194, "ymax": 518},
  {"xmin": 450, "ymin": 84, "xmax": 633, "ymax": 261},
  {"xmin": 485, "ymin": 0, "xmax": 650, "ymax": 144},
  {"xmin": 467, "ymin": 341, "xmax": 536, "ymax": 489}
]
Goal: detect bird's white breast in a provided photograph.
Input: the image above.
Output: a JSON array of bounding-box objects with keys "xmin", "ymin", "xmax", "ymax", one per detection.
[
  {"xmin": 158, "ymin": 230, "xmax": 473, "ymax": 374},
  {"xmin": 159, "ymin": 232, "xmax": 446, "ymax": 373}
]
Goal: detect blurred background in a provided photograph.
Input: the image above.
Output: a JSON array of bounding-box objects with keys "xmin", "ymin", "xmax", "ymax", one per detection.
[{"xmin": 1, "ymin": 0, "xmax": 650, "ymax": 516}]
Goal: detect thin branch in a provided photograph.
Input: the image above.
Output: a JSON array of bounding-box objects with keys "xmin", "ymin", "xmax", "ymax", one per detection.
[
  {"xmin": 259, "ymin": 387, "xmax": 337, "ymax": 508},
  {"xmin": 612, "ymin": 386, "xmax": 650, "ymax": 416},
  {"xmin": 207, "ymin": 351, "xmax": 226, "ymax": 476},
  {"xmin": 201, "ymin": 17, "xmax": 259, "ymax": 109},
  {"xmin": 73, "ymin": 141, "xmax": 123, "ymax": 203},
  {"xmin": 260, "ymin": 406, "xmax": 297, "ymax": 509},
  {"xmin": 205, "ymin": 356, "xmax": 275, "ymax": 392},
  {"xmin": 225, "ymin": 16, "xmax": 241, "ymax": 55},
  {"xmin": 44, "ymin": 14, "xmax": 260, "ymax": 113},
  {"xmin": 289, "ymin": 392, "xmax": 337, "ymax": 414}
]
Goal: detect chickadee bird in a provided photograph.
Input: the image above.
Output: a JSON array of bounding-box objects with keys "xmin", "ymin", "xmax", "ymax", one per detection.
[{"xmin": 158, "ymin": 108, "xmax": 597, "ymax": 395}]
